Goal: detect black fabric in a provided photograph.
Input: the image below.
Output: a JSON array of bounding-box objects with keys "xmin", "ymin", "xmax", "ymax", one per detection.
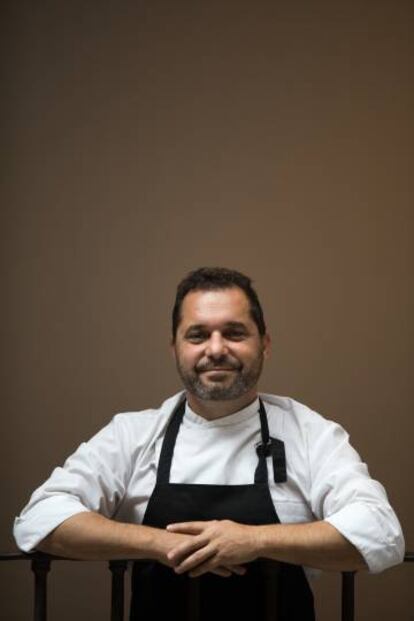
[
  {"xmin": 255, "ymin": 399, "xmax": 287, "ymax": 485},
  {"xmin": 130, "ymin": 398, "xmax": 315, "ymax": 621}
]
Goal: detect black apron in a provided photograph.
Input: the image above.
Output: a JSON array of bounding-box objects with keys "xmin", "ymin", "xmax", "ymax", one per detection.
[{"xmin": 130, "ymin": 398, "xmax": 315, "ymax": 621}]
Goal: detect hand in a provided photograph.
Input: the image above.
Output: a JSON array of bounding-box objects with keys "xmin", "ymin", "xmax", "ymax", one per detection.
[
  {"xmin": 166, "ymin": 520, "xmax": 259, "ymax": 577},
  {"xmin": 153, "ymin": 528, "xmax": 245, "ymax": 578},
  {"xmin": 152, "ymin": 529, "xmax": 193, "ymax": 567}
]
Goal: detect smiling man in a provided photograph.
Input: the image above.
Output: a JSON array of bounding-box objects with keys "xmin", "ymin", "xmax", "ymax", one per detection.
[
  {"xmin": 173, "ymin": 286, "xmax": 269, "ymax": 412},
  {"xmin": 14, "ymin": 267, "xmax": 404, "ymax": 621}
]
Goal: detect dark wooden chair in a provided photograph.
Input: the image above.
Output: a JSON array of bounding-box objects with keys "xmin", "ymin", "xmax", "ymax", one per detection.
[{"xmin": 1, "ymin": 551, "xmax": 413, "ymax": 621}]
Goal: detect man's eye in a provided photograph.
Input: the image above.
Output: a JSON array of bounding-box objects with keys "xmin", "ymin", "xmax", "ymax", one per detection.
[
  {"xmin": 224, "ymin": 331, "xmax": 246, "ymax": 341},
  {"xmin": 187, "ymin": 334, "xmax": 207, "ymax": 343}
]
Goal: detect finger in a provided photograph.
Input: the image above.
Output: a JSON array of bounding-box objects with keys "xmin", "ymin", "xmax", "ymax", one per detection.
[
  {"xmin": 174, "ymin": 546, "xmax": 216, "ymax": 574},
  {"xmin": 167, "ymin": 522, "xmax": 207, "ymax": 534},
  {"xmin": 224, "ymin": 565, "xmax": 247, "ymax": 576},
  {"xmin": 189, "ymin": 559, "xmax": 220, "ymax": 578},
  {"xmin": 167, "ymin": 536, "xmax": 207, "ymax": 565},
  {"xmin": 190, "ymin": 563, "xmax": 247, "ymax": 578},
  {"xmin": 208, "ymin": 567, "xmax": 232, "ymax": 578}
]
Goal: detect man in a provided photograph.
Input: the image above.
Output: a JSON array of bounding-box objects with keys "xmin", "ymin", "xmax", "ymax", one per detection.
[{"xmin": 14, "ymin": 267, "xmax": 404, "ymax": 620}]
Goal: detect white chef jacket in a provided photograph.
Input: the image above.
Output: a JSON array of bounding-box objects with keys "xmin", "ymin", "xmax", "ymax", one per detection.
[{"xmin": 13, "ymin": 392, "xmax": 405, "ymax": 573}]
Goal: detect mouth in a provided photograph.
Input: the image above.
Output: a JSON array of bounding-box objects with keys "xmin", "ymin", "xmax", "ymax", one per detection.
[{"xmin": 198, "ymin": 368, "xmax": 239, "ymax": 375}]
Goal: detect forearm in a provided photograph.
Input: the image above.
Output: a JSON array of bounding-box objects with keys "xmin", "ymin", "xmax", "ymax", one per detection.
[
  {"xmin": 255, "ymin": 520, "xmax": 367, "ymax": 572},
  {"xmin": 37, "ymin": 511, "xmax": 168, "ymax": 561},
  {"xmin": 167, "ymin": 519, "xmax": 367, "ymax": 576},
  {"xmin": 38, "ymin": 512, "xmax": 247, "ymax": 578}
]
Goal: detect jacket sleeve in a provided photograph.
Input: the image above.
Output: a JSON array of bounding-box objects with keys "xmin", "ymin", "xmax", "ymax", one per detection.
[
  {"xmin": 13, "ymin": 415, "xmax": 132, "ymax": 553},
  {"xmin": 307, "ymin": 414, "xmax": 405, "ymax": 573}
]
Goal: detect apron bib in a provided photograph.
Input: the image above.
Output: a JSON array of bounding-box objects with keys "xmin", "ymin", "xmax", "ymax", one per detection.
[{"xmin": 130, "ymin": 398, "xmax": 315, "ymax": 621}]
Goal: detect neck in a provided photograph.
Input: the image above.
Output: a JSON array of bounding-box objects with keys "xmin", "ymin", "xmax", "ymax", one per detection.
[{"xmin": 186, "ymin": 389, "xmax": 258, "ymax": 420}]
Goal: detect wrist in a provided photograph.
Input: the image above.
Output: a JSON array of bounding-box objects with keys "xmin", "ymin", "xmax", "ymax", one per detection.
[
  {"xmin": 140, "ymin": 526, "xmax": 169, "ymax": 562},
  {"xmin": 254, "ymin": 524, "xmax": 279, "ymax": 559},
  {"xmin": 120, "ymin": 523, "xmax": 162, "ymax": 561}
]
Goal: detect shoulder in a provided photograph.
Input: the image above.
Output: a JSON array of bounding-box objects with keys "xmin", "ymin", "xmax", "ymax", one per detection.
[
  {"xmin": 110, "ymin": 391, "xmax": 185, "ymax": 436},
  {"xmin": 259, "ymin": 392, "xmax": 339, "ymax": 437},
  {"xmin": 78, "ymin": 391, "xmax": 185, "ymax": 459},
  {"xmin": 259, "ymin": 392, "xmax": 353, "ymax": 466},
  {"xmin": 113, "ymin": 391, "xmax": 183, "ymax": 420}
]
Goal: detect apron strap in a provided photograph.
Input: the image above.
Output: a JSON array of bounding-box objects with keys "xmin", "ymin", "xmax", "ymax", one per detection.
[
  {"xmin": 156, "ymin": 396, "xmax": 286, "ymax": 485},
  {"xmin": 254, "ymin": 399, "xmax": 270, "ymax": 484},
  {"xmin": 156, "ymin": 398, "xmax": 186, "ymax": 484},
  {"xmin": 254, "ymin": 399, "xmax": 287, "ymax": 484}
]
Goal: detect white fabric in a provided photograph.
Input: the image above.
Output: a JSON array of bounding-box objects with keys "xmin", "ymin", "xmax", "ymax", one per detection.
[{"xmin": 13, "ymin": 392, "xmax": 405, "ymax": 573}]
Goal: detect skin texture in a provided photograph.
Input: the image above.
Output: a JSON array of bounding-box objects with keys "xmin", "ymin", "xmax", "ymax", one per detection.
[
  {"xmin": 172, "ymin": 288, "xmax": 270, "ymax": 419},
  {"xmin": 38, "ymin": 286, "xmax": 367, "ymax": 574},
  {"xmin": 166, "ymin": 520, "xmax": 367, "ymax": 577},
  {"xmin": 38, "ymin": 512, "xmax": 246, "ymax": 578}
]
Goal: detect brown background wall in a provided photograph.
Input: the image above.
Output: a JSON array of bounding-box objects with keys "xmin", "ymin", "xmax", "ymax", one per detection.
[{"xmin": 1, "ymin": 1, "xmax": 413, "ymax": 619}]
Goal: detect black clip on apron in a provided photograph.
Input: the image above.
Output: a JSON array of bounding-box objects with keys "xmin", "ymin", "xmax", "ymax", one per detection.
[{"xmin": 130, "ymin": 398, "xmax": 315, "ymax": 621}]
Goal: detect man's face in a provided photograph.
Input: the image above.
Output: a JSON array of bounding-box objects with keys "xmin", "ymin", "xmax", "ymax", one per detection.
[{"xmin": 173, "ymin": 287, "xmax": 270, "ymax": 401}]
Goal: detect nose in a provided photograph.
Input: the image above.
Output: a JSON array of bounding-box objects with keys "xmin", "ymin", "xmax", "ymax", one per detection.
[{"xmin": 205, "ymin": 331, "xmax": 228, "ymax": 358}]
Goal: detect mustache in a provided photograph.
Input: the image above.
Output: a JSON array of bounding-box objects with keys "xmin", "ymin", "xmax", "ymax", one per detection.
[{"xmin": 196, "ymin": 360, "xmax": 242, "ymax": 372}]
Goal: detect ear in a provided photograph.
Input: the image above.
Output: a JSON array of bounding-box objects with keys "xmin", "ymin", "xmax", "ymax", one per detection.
[{"xmin": 262, "ymin": 333, "xmax": 271, "ymax": 359}]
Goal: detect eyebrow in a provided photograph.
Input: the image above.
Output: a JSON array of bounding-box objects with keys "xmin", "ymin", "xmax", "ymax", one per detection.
[{"xmin": 184, "ymin": 322, "xmax": 249, "ymax": 334}]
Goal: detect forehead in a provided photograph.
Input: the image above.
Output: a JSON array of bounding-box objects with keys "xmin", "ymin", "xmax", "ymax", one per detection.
[{"xmin": 179, "ymin": 288, "xmax": 252, "ymax": 328}]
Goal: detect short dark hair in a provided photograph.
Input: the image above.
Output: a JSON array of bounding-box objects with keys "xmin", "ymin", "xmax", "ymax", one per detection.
[{"xmin": 172, "ymin": 267, "xmax": 266, "ymax": 340}]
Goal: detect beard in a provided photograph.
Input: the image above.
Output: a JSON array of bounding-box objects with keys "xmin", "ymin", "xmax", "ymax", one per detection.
[{"xmin": 175, "ymin": 353, "xmax": 264, "ymax": 401}]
